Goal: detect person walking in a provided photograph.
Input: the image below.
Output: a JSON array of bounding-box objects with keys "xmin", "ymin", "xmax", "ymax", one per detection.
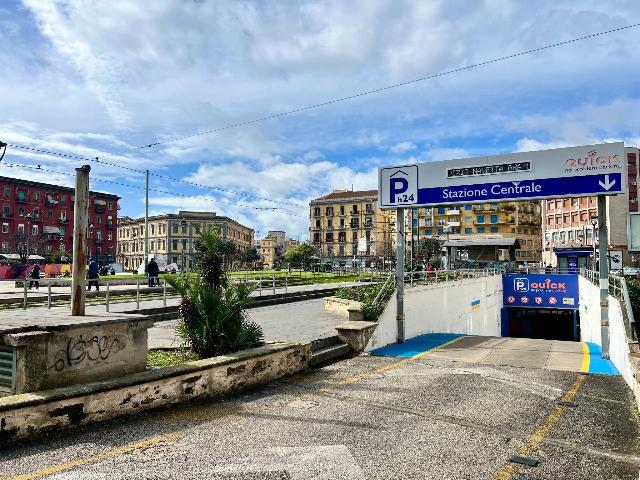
[
  {"xmin": 146, "ymin": 257, "xmax": 159, "ymax": 287},
  {"xmin": 28, "ymin": 264, "xmax": 41, "ymax": 290},
  {"xmin": 87, "ymin": 260, "xmax": 100, "ymax": 291}
]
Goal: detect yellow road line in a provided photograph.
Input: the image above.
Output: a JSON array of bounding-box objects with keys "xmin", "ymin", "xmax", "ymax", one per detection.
[
  {"xmin": 491, "ymin": 374, "xmax": 587, "ymax": 480},
  {"xmin": 6, "ymin": 335, "xmax": 464, "ymax": 480},
  {"xmin": 580, "ymin": 342, "xmax": 590, "ymax": 373},
  {"xmin": 5, "ymin": 433, "xmax": 178, "ymax": 480}
]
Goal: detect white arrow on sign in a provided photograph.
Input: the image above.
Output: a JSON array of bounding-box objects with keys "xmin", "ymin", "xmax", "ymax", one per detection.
[{"xmin": 598, "ymin": 174, "xmax": 616, "ymax": 191}]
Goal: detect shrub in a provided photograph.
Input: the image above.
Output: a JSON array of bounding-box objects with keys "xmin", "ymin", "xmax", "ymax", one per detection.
[
  {"xmin": 335, "ymin": 281, "xmax": 394, "ymax": 322},
  {"xmin": 166, "ymin": 226, "xmax": 263, "ymax": 358}
]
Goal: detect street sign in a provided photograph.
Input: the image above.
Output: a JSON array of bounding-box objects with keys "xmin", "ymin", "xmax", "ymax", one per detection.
[
  {"xmin": 608, "ymin": 250, "xmax": 623, "ymax": 270},
  {"xmin": 503, "ymin": 274, "xmax": 578, "ymax": 309},
  {"xmin": 357, "ymin": 237, "xmax": 367, "ymax": 253},
  {"xmin": 379, "ymin": 142, "xmax": 625, "ymax": 208}
]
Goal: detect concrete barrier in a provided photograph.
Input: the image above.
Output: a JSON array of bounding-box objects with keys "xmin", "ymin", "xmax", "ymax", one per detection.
[
  {"xmin": 0, "ymin": 342, "xmax": 310, "ymax": 442},
  {"xmin": 324, "ymin": 297, "xmax": 363, "ymax": 318},
  {"xmin": 367, "ymin": 274, "xmax": 503, "ymax": 351},
  {"xmin": 0, "ymin": 313, "xmax": 152, "ymax": 394}
]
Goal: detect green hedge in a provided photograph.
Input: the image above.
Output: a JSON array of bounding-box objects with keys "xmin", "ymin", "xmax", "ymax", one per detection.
[{"xmin": 335, "ymin": 282, "xmax": 394, "ymax": 322}]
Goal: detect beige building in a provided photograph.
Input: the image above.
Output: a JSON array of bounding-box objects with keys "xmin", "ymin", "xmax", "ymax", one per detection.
[
  {"xmin": 259, "ymin": 230, "xmax": 299, "ymax": 268},
  {"xmin": 117, "ymin": 210, "xmax": 254, "ymax": 271},
  {"xmin": 309, "ymin": 189, "xmax": 394, "ymax": 265}
]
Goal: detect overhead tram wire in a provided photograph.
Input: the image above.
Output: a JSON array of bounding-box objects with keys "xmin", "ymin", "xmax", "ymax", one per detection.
[
  {"xmin": 3, "ymin": 22, "xmax": 639, "ymax": 210},
  {"xmin": 5, "ymin": 143, "xmax": 306, "ymax": 208},
  {"xmin": 0, "ymin": 161, "xmax": 311, "ymax": 216},
  {"xmin": 126, "ymin": 23, "xmax": 640, "ymax": 151}
]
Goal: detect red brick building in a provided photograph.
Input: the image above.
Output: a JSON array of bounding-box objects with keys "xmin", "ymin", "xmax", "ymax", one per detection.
[{"xmin": 0, "ymin": 176, "xmax": 119, "ymax": 263}]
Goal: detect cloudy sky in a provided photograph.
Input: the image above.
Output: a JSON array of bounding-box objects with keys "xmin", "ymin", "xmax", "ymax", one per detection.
[{"xmin": 1, "ymin": 0, "xmax": 639, "ymax": 240}]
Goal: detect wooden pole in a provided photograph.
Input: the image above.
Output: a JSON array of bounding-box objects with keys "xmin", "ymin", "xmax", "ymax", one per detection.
[{"xmin": 71, "ymin": 165, "xmax": 90, "ymax": 316}]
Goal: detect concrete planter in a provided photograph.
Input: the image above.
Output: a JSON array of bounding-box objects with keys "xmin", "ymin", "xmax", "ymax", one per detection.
[
  {"xmin": 324, "ymin": 296, "xmax": 363, "ymax": 318},
  {"xmin": 0, "ymin": 342, "xmax": 310, "ymax": 443}
]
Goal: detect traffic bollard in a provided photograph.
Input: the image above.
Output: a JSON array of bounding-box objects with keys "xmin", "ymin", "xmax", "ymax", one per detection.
[
  {"xmin": 106, "ymin": 280, "xmax": 110, "ymax": 312},
  {"xmin": 136, "ymin": 278, "xmax": 140, "ymax": 310},
  {"xmin": 23, "ymin": 279, "xmax": 27, "ymax": 309},
  {"xmin": 47, "ymin": 281, "xmax": 51, "ymax": 309},
  {"xmin": 163, "ymin": 280, "xmax": 167, "ymax": 307}
]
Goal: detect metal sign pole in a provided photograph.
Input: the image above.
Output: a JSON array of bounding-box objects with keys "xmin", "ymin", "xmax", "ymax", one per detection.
[
  {"xmin": 396, "ymin": 208, "xmax": 405, "ymax": 343},
  {"xmin": 597, "ymin": 195, "xmax": 610, "ymax": 359}
]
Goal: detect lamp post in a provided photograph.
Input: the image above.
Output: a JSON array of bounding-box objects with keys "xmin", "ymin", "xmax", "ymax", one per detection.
[
  {"xmin": 25, "ymin": 213, "xmax": 32, "ymax": 263},
  {"xmin": 180, "ymin": 218, "xmax": 187, "ymax": 272},
  {"xmin": 88, "ymin": 223, "xmax": 95, "ymax": 263},
  {"xmin": 590, "ymin": 214, "xmax": 598, "ymax": 271}
]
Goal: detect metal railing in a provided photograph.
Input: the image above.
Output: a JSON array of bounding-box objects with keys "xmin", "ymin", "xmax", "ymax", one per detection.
[
  {"xmin": 13, "ymin": 276, "xmax": 175, "ymax": 312},
  {"xmin": 404, "ymin": 268, "xmax": 501, "ymax": 288},
  {"xmin": 580, "ymin": 268, "xmax": 637, "ymax": 341}
]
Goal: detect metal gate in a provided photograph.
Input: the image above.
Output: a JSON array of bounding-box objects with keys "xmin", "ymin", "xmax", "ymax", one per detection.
[{"xmin": 0, "ymin": 345, "xmax": 16, "ymax": 394}]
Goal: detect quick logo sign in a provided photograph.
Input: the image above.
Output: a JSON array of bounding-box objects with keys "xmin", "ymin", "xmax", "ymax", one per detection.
[{"xmin": 503, "ymin": 274, "xmax": 578, "ymax": 310}]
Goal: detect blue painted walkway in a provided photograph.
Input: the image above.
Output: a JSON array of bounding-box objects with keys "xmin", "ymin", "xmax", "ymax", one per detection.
[
  {"xmin": 585, "ymin": 342, "xmax": 619, "ymax": 375},
  {"xmin": 371, "ymin": 333, "xmax": 465, "ymax": 358}
]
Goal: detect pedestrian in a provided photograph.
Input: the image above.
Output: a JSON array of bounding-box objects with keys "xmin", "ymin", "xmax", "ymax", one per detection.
[
  {"xmin": 145, "ymin": 257, "xmax": 159, "ymax": 287},
  {"xmin": 110, "ymin": 267, "xmax": 116, "ymax": 275},
  {"xmin": 28, "ymin": 264, "xmax": 41, "ymax": 290},
  {"xmin": 87, "ymin": 260, "xmax": 100, "ymax": 291}
]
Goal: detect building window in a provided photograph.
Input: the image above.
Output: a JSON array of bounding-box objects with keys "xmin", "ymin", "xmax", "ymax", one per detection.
[
  {"xmin": 2, "ymin": 187, "xmax": 8, "ymax": 198},
  {"xmin": 33, "ymin": 192, "xmax": 40, "ymax": 201},
  {"xmin": 32, "ymin": 225, "xmax": 38, "ymax": 235},
  {"xmin": 61, "ymin": 195, "xmax": 67, "ymax": 205},
  {"xmin": 173, "ymin": 223, "xmax": 178, "ymax": 234},
  {"xmin": 17, "ymin": 224, "xmax": 24, "ymax": 235},
  {"xmin": 1, "ymin": 242, "xmax": 8, "ymax": 253},
  {"xmin": 3, "ymin": 204, "xmax": 9, "ymax": 217},
  {"xmin": 465, "ymin": 228, "xmax": 472, "ymax": 234},
  {"xmin": 60, "ymin": 227, "xmax": 65, "ymax": 235},
  {"xmin": 425, "ymin": 229, "xmax": 433, "ymax": 235},
  {"xmin": 182, "ymin": 239, "xmax": 187, "ymax": 249},
  {"xmin": 476, "ymin": 215, "xmax": 485, "ymax": 224},
  {"xmin": 1, "ymin": 223, "xmax": 7, "ymax": 233},
  {"xmin": 108, "ymin": 232, "xmax": 112, "ymax": 241},
  {"xmin": 477, "ymin": 227, "xmax": 485, "ymax": 233},
  {"xmin": 490, "ymin": 227, "xmax": 499, "ymax": 233},
  {"xmin": 490, "ymin": 215, "xmax": 498, "ymax": 224},
  {"xmin": 438, "ymin": 207, "xmax": 445, "ymax": 214},
  {"xmin": 465, "ymin": 216, "xmax": 472, "ymax": 222},
  {"xmin": 18, "ymin": 206, "xmax": 24, "ymax": 217},
  {"xmin": 464, "ymin": 204, "xmax": 472, "ymax": 210},
  {"xmin": 108, "ymin": 202, "xmax": 113, "ymax": 210}
]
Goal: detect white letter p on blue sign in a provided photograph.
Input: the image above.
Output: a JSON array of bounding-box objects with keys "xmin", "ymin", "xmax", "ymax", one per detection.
[{"xmin": 379, "ymin": 165, "xmax": 418, "ymax": 207}]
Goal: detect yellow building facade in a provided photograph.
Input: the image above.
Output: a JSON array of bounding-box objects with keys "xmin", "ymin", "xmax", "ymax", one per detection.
[
  {"xmin": 406, "ymin": 201, "xmax": 542, "ymax": 262},
  {"xmin": 309, "ymin": 190, "xmax": 394, "ymax": 264}
]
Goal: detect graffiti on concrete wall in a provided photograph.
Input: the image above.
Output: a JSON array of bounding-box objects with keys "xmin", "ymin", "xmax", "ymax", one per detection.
[{"xmin": 50, "ymin": 334, "xmax": 127, "ymax": 371}]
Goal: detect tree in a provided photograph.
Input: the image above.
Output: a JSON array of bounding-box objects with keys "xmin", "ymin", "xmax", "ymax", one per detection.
[
  {"xmin": 243, "ymin": 247, "xmax": 260, "ymax": 266},
  {"xmin": 166, "ymin": 225, "xmax": 263, "ymax": 358},
  {"xmin": 416, "ymin": 237, "xmax": 442, "ymax": 267},
  {"xmin": 283, "ymin": 243, "xmax": 315, "ymax": 266},
  {"xmin": 11, "ymin": 232, "xmax": 48, "ymax": 263}
]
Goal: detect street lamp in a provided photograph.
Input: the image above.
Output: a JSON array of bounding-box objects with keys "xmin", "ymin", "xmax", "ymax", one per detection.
[
  {"xmin": 25, "ymin": 213, "xmax": 32, "ymax": 263},
  {"xmin": 590, "ymin": 214, "xmax": 598, "ymax": 271},
  {"xmin": 88, "ymin": 223, "xmax": 95, "ymax": 263},
  {"xmin": 180, "ymin": 218, "xmax": 187, "ymax": 272},
  {"xmin": 442, "ymin": 224, "xmax": 452, "ymax": 270}
]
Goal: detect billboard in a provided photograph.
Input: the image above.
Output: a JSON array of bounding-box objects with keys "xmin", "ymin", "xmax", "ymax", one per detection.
[
  {"xmin": 503, "ymin": 274, "xmax": 579, "ymax": 309},
  {"xmin": 379, "ymin": 142, "xmax": 625, "ymax": 208}
]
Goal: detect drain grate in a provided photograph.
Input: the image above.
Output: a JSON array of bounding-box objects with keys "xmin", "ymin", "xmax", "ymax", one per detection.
[{"xmin": 0, "ymin": 345, "xmax": 16, "ymax": 394}]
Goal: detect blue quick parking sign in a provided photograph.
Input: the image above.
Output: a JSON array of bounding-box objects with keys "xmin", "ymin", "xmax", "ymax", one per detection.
[{"xmin": 503, "ymin": 274, "xmax": 579, "ymax": 309}]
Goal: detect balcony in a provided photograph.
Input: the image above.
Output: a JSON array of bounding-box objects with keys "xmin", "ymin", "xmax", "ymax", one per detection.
[
  {"xmin": 447, "ymin": 221, "xmax": 461, "ymax": 227},
  {"xmin": 1, "ymin": 212, "xmax": 13, "ymax": 219},
  {"xmin": 46, "ymin": 234, "xmax": 60, "ymax": 241},
  {"xmin": 58, "ymin": 218, "xmax": 69, "ymax": 225},
  {"xmin": 446, "ymin": 209, "xmax": 461, "ymax": 215},
  {"xmin": 16, "ymin": 196, "xmax": 29, "ymax": 204},
  {"xmin": 44, "ymin": 199, "xmax": 58, "ymax": 207},
  {"xmin": 350, "ymin": 224, "xmax": 359, "ymax": 229},
  {"xmin": 350, "ymin": 211, "xmax": 359, "ymax": 216},
  {"xmin": 31, "ymin": 215, "xmax": 41, "ymax": 222}
]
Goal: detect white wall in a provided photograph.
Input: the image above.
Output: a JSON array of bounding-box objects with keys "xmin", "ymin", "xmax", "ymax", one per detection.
[
  {"xmin": 367, "ymin": 275, "xmax": 503, "ymax": 351},
  {"xmin": 578, "ymin": 276, "xmax": 633, "ymax": 387}
]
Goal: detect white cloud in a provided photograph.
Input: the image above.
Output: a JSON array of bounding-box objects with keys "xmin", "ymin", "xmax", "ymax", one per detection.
[{"xmin": 389, "ymin": 141, "xmax": 417, "ymax": 154}]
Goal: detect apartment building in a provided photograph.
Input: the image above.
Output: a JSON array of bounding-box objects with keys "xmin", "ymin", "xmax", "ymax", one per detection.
[
  {"xmin": 309, "ymin": 190, "xmax": 394, "ymax": 264},
  {"xmin": 117, "ymin": 210, "xmax": 254, "ymax": 271},
  {"xmin": 259, "ymin": 230, "xmax": 299, "ymax": 268},
  {"xmin": 542, "ymin": 146, "xmax": 640, "ymax": 268},
  {"xmin": 406, "ymin": 201, "xmax": 542, "ymax": 263},
  {"xmin": 0, "ymin": 175, "xmax": 119, "ymax": 263}
]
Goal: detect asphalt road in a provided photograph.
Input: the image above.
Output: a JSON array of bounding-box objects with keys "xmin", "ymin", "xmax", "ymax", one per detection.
[
  {"xmin": 1, "ymin": 351, "xmax": 638, "ymax": 479},
  {"xmin": 148, "ymin": 298, "xmax": 346, "ymax": 348}
]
